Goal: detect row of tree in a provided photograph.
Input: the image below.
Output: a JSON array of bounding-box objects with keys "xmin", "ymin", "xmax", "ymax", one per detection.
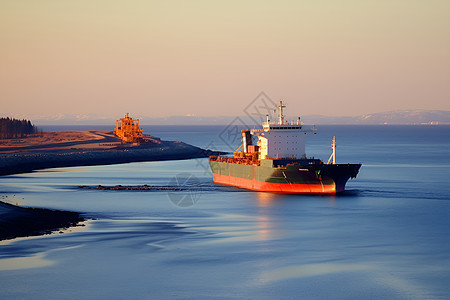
[{"xmin": 0, "ymin": 117, "xmax": 39, "ymax": 139}]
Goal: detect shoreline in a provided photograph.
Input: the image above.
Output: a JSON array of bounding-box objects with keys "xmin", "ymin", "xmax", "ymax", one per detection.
[
  {"xmin": 0, "ymin": 200, "xmax": 85, "ymax": 241},
  {"xmin": 0, "ymin": 130, "xmax": 222, "ymax": 176}
]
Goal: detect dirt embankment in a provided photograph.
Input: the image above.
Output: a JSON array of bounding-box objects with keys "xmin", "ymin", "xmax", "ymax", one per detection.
[
  {"xmin": 0, "ymin": 130, "xmax": 162, "ymax": 153},
  {"xmin": 0, "ymin": 130, "xmax": 219, "ymax": 176}
]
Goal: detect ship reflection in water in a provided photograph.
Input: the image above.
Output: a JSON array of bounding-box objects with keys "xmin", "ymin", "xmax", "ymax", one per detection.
[
  {"xmin": 255, "ymin": 192, "xmax": 278, "ymax": 208},
  {"xmin": 254, "ymin": 192, "xmax": 279, "ymax": 242}
]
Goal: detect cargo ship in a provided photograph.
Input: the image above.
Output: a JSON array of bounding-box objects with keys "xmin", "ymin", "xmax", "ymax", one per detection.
[{"xmin": 209, "ymin": 101, "xmax": 361, "ymax": 193}]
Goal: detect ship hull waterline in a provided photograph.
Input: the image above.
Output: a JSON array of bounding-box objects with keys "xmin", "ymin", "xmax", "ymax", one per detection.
[
  {"xmin": 213, "ymin": 173, "xmax": 338, "ymax": 194},
  {"xmin": 209, "ymin": 159, "xmax": 361, "ymax": 194}
]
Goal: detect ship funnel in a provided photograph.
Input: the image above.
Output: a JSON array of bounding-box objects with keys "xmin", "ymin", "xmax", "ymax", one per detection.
[{"xmin": 242, "ymin": 130, "xmax": 252, "ymax": 153}]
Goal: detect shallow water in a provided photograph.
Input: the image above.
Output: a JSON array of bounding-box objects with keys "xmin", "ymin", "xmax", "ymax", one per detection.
[{"xmin": 0, "ymin": 125, "xmax": 449, "ymax": 299}]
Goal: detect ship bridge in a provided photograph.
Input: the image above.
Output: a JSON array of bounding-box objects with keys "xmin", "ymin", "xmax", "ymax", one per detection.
[{"xmin": 250, "ymin": 101, "xmax": 316, "ymax": 160}]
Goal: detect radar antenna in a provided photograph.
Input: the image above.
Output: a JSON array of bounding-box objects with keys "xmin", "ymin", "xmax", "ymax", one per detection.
[
  {"xmin": 278, "ymin": 100, "xmax": 286, "ymax": 125},
  {"xmin": 327, "ymin": 136, "xmax": 336, "ymax": 165}
]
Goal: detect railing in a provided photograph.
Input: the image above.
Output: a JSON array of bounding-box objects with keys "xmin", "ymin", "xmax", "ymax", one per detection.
[{"xmin": 209, "ymin": 155, "xmax": 261, "ymax": 166}]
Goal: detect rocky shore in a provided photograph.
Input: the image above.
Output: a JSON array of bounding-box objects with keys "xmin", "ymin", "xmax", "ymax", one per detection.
[
  {"xmin": 0, "ymin": 200, "xmax": 85, "ymax": 241},
  {"xmin": 78, "ymin": 184, "xmax": 185, "ymax": 191}
]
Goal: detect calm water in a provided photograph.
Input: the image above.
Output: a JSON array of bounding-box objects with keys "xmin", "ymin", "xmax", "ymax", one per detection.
[{"xmin": 0, "ymin": 125, "xmax": 449, "ymax": 299}]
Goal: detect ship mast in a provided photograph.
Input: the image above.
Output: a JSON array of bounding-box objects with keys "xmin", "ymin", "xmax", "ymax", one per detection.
[
  {"xmin": 327, "ymin": 136, "xmax": 336, "ymax": 165},
  {"xmin": 278, "ymin": 100, "xmax": 286, "ymax": 125}
]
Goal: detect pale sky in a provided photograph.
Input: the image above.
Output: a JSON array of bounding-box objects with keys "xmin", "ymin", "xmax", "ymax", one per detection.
[{"xmin": 1, "ymin": 0, "xmax": 449, "ymax": 118}]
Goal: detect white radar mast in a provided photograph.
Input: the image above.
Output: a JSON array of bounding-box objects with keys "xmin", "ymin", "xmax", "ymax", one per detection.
[
  {"xmin": 327, "ymin": 136, "xmax": 336, "ymax": 165},
  {"xmin": 278, "ymin": 100, "xmax": 286, "ymax": 125}
]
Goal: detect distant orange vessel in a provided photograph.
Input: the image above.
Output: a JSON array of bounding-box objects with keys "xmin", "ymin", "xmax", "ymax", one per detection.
[{"xmin": 114, "ymin": 113, "xmax": 143, "ymax": 144}]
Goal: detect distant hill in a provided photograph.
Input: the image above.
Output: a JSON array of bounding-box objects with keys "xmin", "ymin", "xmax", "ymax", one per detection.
[
  {"xmin": 300, "ymin": 110, "xmax": 450, "ymax": 125},
  {"xmin": 5, "ymin": 110, "xmax": 450, "ymax": 126},
  {"xmin": 357, "ymin": 110, "xmax": 450, "ymax": 124}
]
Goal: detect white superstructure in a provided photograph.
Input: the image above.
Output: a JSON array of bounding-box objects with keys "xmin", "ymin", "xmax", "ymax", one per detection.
[{"xmin": 250, "ymin": 101, "xmax": 315, "ymax": 160}]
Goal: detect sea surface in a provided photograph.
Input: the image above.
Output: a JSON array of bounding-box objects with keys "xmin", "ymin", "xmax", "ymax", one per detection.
[{"xmin": 0, "ymin": 125, "xmax": 449, "ymax": 299}]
